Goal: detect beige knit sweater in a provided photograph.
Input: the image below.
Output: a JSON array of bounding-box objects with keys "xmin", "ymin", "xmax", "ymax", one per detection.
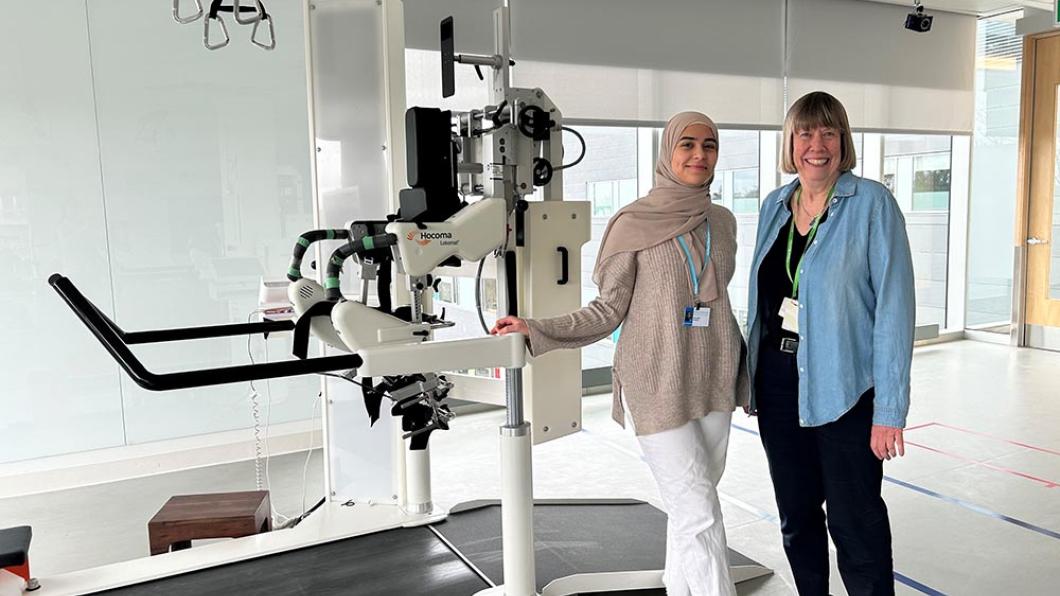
[{"xmin": 525, "ymin": 203, "xmax": 749, "ymax": 436}]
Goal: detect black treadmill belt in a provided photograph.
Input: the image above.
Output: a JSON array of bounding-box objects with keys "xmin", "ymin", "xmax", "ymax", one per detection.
[
  {"xmin": 96, "ymin": 526, "xmax": 490, "ymax": 596},
  {"xmin": 433, "ymin": 500, "xmax": 668, "ymax": 593}
]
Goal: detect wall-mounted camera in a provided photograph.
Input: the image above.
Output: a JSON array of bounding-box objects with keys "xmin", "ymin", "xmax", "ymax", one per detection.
[{"xmin": 905, "ymin": 2, "xmax": 933, "ymax": 33}]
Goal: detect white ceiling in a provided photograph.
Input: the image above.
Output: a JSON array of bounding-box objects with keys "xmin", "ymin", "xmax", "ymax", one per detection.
[{"xmin": 859, "ymin": 0, "xmax": 1051, "ymax": 17}]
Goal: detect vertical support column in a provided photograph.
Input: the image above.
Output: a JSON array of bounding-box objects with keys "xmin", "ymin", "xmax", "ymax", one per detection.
[
  {"xmin": 404, "ymin": 446, "xmax": 433, "ymax": 514},
  {"xmin": 947, "ymin": 135, "xmax": 971, "ymax": 332},
  {"xmin": 300, "ymin": 0, "xmax": 334, "ymax": 502},
  {"xmin": 500, "ymin": 367, "xmax": 536, "ymax": 596}
]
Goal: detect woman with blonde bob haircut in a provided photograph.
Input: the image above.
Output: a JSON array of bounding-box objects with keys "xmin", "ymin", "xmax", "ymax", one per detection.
[{"xmin": 745, "ymin": 91, "xmax": 915, "ymax": 595}]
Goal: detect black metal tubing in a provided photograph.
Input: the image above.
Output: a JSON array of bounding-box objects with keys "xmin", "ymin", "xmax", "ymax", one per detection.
[{"xmin": 48, "ymin": 274, "xmax": 361, "ymax": 391}]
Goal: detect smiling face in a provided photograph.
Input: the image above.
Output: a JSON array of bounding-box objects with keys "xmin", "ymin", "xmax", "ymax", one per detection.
[
  {"xmin": 669, "ymin": 123, "xmax": 718, "ymax": 187},
  {"xmin": 792, "ymin": 125, "xmax": 842, "ymax": 187}
]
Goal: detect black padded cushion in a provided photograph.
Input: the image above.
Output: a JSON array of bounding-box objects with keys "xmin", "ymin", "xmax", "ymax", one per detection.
[{"xmin": 0, "ymin": 526, "xmax": 31, "ymax": 568}]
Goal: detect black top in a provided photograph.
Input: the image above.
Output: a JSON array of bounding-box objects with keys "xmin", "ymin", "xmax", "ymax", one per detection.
[{"xmin": 757, "ymin": 205, "xmax": 829, "ymax": 351}]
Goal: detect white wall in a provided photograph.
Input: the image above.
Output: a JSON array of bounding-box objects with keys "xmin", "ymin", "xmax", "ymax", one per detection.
[{"xmin": 0, "ymin": 1, "xmax": 318, "ymax": 463}]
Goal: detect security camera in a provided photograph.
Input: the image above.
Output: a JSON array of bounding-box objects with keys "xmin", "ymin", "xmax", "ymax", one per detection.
[{"xmin": 905, "ymin": 3, "xmax": 933, "ymax": 32}]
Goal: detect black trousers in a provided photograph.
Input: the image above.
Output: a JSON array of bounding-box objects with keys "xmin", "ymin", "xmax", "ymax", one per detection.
[{"xmin": 755, "ymin": 346, "xmax": 894, "ymax": 596}]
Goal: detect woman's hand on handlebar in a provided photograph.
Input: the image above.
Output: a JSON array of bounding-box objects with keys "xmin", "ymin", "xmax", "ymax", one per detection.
[{"xmin": 491, "ymin": 316, "xmax": 529, "ymax": 336}]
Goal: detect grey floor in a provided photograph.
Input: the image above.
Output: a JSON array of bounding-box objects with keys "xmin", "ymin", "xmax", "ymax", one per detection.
[{"xmin": 2, "ymin": 340, "xmax": 1059, "ymax": 595}]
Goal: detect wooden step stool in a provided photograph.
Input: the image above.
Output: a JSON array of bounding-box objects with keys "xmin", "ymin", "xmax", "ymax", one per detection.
[{"xmin": 148, "ymin": 491, "xmax": 271, "ymax": 556}]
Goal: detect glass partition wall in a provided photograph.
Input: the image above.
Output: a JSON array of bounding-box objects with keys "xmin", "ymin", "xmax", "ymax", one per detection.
[{"xmin": 0, "ymin": 1, "xmax": 317, "ymax": 464}]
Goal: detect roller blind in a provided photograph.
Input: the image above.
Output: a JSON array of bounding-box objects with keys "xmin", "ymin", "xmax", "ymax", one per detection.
[
  {"xmin": 405, "ymin": 0, "xmax": 976, "ymax": 133},
  {"xmin": 404, "ymin": 0, "xmax": 786, "ymax": 126},
  {"xmin": 786, "ymin": 0, "xmax": 976, "ymax": 133}
]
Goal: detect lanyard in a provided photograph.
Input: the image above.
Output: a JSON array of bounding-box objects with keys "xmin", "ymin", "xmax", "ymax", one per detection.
[
  {"xmin": 785, "ymin": 185, "xmax": 834, "ymax": 298},
  {"xmin": 676, "ymin": 222, "xmax": 712, "ymax": 297}
]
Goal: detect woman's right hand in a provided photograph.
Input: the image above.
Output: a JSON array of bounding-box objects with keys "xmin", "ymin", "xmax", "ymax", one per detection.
[{"xmin": 491, "ymin": 316, "xmax": 529, "ymax": 336}]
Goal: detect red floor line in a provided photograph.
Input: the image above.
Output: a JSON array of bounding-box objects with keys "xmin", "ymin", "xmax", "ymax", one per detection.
[
  {"xmin": 903, "ymin": 422, "xmax": 937, "ymax": 431},
  {"xmin": 905, "ymin": 440, "xmax": 1059, "ymax": 489},
  {"xmin": 928, "ymin": 422, "xmax": 1060, "ymax": 457}
]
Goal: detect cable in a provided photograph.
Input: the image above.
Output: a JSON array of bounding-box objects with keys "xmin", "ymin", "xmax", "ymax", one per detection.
[
  {"xmin": 555, "ymin": 126, "xmax": 586, "ymax": 171},
  {"xmin": 246, "ymin": 310, "xmax": 266, "ymax": 491},
  {"xmin": 317, "ymin": 371, "xmax": 365, "ymax": 387},
  {"xmin": 475, "ymin": 258, "xmax": 490, "ymax": 335},
  {"xmin": 301, "ymin": 391, "xmax": 322, "ymax": 518}
]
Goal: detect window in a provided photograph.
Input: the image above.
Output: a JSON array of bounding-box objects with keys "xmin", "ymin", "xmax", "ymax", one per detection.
[
  {"xmin": 883, "ymin": 157, "xmax": 897, "ymax": 195},
  {"xmin": 882, "ymin": 134, "xmax": 955, "ymax": 328},
  {"xmin": 965, "ymin": 13, "xmax": 1022, "ymax": 331},
  {"xmin": 713, "ymin": 130, "xmax": 760, "ymax": 214},
  {"xmin": 435, "ymin": 278, "xmax": 456, "ymax": 303},
  {"xmin": 587, "ymin": 178, "xmax": 637, "ymax": 218},
  {"xmin": 732, "ymin": 168, "xmax": 760, "ymax": 213},
  {"xmin": 912, "ymin": 153, "xmax": 951, "ymax": 211}
]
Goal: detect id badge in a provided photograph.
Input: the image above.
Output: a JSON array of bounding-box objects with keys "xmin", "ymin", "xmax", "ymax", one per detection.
[
  {"xmin": 779, "ymin": 297, "xmax": 799, "ymax": 333},
  {"xmin": 683, "ymin": 305, "xmax": 711, "ymax": 328}
]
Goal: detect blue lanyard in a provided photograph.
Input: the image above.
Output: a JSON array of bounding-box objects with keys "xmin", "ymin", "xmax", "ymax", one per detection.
[{"xmin": 676, "ymin": 222, "xmax": 711, "ymax": 296}]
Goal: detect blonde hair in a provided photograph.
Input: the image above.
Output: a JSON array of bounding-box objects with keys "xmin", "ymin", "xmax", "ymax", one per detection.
[{"xmin": 780, "ymin": 92, "xmax": 857, "ymax": 174}]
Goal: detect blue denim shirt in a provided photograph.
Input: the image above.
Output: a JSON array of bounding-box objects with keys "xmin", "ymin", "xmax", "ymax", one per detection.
[{"xmin": 746, "ymin": 171, "xmax": 915, "ymax": 428}]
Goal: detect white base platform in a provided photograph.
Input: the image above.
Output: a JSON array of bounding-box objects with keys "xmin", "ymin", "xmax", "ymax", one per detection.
[{"xmin": 33, "ymin": 502, "xmax": 445, "ymax": 596}]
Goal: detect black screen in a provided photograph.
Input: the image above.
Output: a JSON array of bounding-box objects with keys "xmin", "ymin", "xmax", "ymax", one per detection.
[{"xmin": 441, "ymin": 17, "xmax": 455, "ymax": 98}]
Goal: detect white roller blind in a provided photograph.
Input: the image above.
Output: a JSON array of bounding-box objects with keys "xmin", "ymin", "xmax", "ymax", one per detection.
[
  {"xmin": 404, "ymin": 0, "xmax": 976, "ymax": 133},
  {"xmin": 787, "ymin": 0, "xmax": 976, "ymax": 133},
  {"xmin": 404, "ymin": 0, "xmax": 786, "ymax": 126}
]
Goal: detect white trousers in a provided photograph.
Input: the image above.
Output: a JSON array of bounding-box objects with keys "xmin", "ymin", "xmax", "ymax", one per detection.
[{"xmin": 637, "ymin": 411, "xmax": 736, "ymax": 596}]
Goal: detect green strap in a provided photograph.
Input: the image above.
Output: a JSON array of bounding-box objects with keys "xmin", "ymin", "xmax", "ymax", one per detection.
[
  {"xmin": 785, "ymin": 185, "xmax": 835, "ymax": 299},
  {"xmin": 324, "ymin": 277, "xmax": 341, "ymax": 289},
  {"xmin": 287, "ymin": 267, "xmax": 302, "ymax": 280}
]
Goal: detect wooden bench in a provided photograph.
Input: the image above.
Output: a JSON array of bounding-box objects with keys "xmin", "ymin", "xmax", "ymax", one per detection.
[{"xmin": 148, "ymin": 491, "xmax": 271, "ymax": 556}]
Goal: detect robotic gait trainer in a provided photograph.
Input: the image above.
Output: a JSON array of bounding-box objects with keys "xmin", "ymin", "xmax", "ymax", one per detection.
[{"xmin": 49, "ymin": 2, "xmax": 579, "ymax": 499}]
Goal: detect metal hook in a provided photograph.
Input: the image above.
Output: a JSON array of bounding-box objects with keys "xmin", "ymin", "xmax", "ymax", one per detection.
[
  {"xmin": 233, "ymin": 0, "xmax": 263, "ymax": 25},
  {"xmin": 204, "ymin": 14, "xmax": 230, "ymax": 50},
  {"xmin": 173, "ymin": 0, "xmax": 204, "ymax": 24},
  {"xmin": 251, "ymin": 9, "xmax": 276, "ymax": 51}
]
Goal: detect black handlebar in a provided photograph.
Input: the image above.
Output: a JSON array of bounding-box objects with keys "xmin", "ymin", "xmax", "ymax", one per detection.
[{"xmin": 48, "ymin": 274, "xmax": 361, "ymax": 391}]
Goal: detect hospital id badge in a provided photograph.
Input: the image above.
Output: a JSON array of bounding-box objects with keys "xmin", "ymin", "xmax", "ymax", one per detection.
[
  {"xmin": 683, "ymin": 305, "xmax": 711, "ymax": 328},
  {"xmin": 779, "ymin": 297, "xmax": 799, "ymax": 333}
]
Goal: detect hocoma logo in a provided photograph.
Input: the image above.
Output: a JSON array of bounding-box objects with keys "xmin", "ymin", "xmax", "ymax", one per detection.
[{"xmin": 408, "ymin": 230, "xmax": 455, "ymax": 246}]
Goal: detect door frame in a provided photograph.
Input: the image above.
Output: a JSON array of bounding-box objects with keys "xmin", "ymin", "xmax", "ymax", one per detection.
[{"xmin": 1013, "ymin": 29, "xmax": 1060, "ymax": 348}]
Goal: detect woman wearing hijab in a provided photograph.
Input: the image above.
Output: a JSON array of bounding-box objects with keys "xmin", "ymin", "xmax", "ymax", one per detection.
[
  {"xmin": 746, "ymin": 91, "xmax": 914, "ymax": 595},
  {"xmin": 492, "ymin": 111, "xmax": 748, "ymax": 596}
]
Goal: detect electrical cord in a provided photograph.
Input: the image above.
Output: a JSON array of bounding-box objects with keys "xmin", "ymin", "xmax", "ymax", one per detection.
[
  {"xmin": 317, "ymin": 371, "xmax": 365, "ymax": 387},
  {"xmin": 475, "ymin": 258, "xmax": 490, "ymax": 335},
  {"xmin": 246, "ymin": 310, "xmax": 267, "ymax": 491},
  {"xmin": 555, "ymin": 126, "xmax": 586, "ymax": 171},
  {"xmin": 247, "ymin": 308, "xmax": 295, "ymax": 527},
  {"xmin": 301, "ymin": 391, "xmax": 322, "ymax": 519}
]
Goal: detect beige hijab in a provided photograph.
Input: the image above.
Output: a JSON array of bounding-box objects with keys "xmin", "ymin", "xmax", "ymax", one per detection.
[{"xmin": 592, "ymin": 111, "xmax": 720, "ymax": 303}]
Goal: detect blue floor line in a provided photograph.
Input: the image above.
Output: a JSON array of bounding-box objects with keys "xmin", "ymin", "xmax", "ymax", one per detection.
[
  {"xmin": 730, "ymin": 423, "xmax": 949, "ymax": 594},
  {"xmin": 580, "ymin": 425, "xmax": 944, "ymax": 594},
  {"xmin": 894, "ymin": 571, "xmax": 946, "ymax": 595},
  {"xmin": 731, "ymin": 423, "xmax": 1060, "ymax": 542}
]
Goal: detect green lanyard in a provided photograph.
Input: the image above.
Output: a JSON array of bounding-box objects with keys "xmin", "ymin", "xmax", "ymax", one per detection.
[{"xmin": 785, "ymin": 185, "xmax": 834, "ymax": 299}]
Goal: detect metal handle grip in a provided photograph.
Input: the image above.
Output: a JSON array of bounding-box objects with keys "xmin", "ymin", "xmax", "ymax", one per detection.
[{"xmin": 556, "ymin": 246, "xmax": 569, "ymax": 285}]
